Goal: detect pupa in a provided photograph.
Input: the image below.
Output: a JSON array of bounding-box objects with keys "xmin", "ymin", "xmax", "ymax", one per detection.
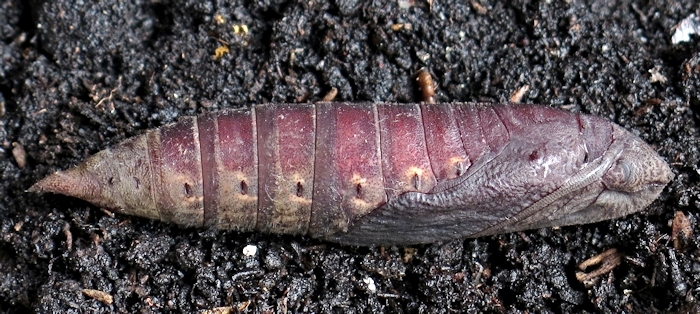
[{"xmin": 30, "ymin": 102, "xmax": 674, "ymax": 246}]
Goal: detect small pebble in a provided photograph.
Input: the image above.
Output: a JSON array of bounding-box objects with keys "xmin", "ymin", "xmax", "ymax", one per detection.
[
  {"xmin": 242, "ymin": 244, "xmax": 257, "ymax": 256},
  {"xmin": 363, "ymin": 277, "xmax": 376, "ymax": 292},
  {"xmin": 12, "ymin": 142, "xmax": 27, "ymax": 169}
]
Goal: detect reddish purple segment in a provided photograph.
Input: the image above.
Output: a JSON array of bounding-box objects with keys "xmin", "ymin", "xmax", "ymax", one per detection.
[
  {"xmin": 198, "ymin": 110, "xmax": 259, "ymax": 229},
  {"xmin": 198, "ymin": 113, "xmax": 218, "ymax": 225},
  {"xmin": 452, "ymin": 105, "xmax": 490, "ymax": 163},
  {"xmin": 146, "ymin": 131, "xmax": 164, "ymax": 221},
  {"xmin": 419, "ymin": 103, "xmax": 470, "ymax": 181},
  {"xmin": 376, "ymin": 104, "xmax": 437, "ymax": 197},
  {"xmin": 311, "ymin": 103, "xmax": 386, "ymax": 236},
  {"xmin": 155, "ymin": 117, "xmax": 204, "ymax": 226},
  {"xmin": 256, "ymin": 104, "xmax": 316, "ymax": 235},
  {"xmin": 477, "ymin": 106, "xmax": 509, "ymax": 151}
]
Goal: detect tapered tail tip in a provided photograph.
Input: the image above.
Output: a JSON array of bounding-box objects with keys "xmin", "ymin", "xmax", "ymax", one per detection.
[{"xmin": 29, "ymin": 169, "xmax": 101, "ymax": 202}]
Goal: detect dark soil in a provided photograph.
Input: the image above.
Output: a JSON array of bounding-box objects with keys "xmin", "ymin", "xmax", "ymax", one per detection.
[{"xmin": 1, "ymin": 0, "xmax": 699, "ymax": 313}]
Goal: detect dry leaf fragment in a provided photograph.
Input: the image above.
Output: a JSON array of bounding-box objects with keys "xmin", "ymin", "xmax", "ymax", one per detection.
[
  {"xmin": 671, "ymin": 211, "xmax": 693, "ymax": 251},
  {"xmin": 509, "ymin": 85, "xmax": 530, "ymax": 103},
  {"xmin": 213, "ymin": 46, "xmax": 230, "ymax": 60},
  {"xmin": 201, "ymin": 307, "xmax": 232, "ymax": 314},
  {"xmin": 470, "ymin": 0, "xmax": 488, "ymax": 14},
  {"xmin": 82, "ymin": 289, "xmax": 114, "ymax": 305},
  {"xmin": 322, "ymin": 87, "xmax": 338, "ymax": 102},
  {"xmin": 576, "ymin": 248, "xmax": 623, "ymax": 286}
]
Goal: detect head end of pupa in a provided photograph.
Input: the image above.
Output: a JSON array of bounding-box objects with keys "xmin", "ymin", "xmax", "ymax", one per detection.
[
  {"xmin": 549, "ymin": 119, "xmax": 675, "ymax": 227},
  {"xmin": 595, "ymin": 124, "xmax": 675, "ymax": 214}
]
